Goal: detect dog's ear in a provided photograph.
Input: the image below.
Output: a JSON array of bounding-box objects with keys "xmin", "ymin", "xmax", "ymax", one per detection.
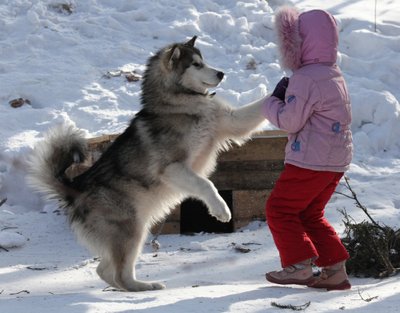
[
  {"xmin": 185, "ymin": 36, "xmax": 197, "ymax": 47},
  {"xmin": 166, "ymin": 45, "xmax": 180, "ymax": 70}
]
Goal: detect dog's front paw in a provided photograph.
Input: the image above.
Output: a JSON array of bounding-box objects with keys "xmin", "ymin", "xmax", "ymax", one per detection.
[
  {"xmin": 214, "ymin": 209, "xmax": 232, "ymax": 223},
  {"xmin": 209, "ymin": 199, "xmax": 231, "ymax": 223}
]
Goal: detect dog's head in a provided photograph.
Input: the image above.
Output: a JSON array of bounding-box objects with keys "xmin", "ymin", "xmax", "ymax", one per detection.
[{"xmin": 160, "ymin": 36, "xmax": 224, "ymax": 95}]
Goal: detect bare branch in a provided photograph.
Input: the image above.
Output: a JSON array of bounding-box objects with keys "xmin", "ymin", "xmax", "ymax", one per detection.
[
  {"xmin": 9, "ymin": 290, "xmax": 30, "ymax": 295},
  {"xmin": 271, "ymin": 301, "xmax": 311, "ymax": 311},
  {"xmin": 0, "ymin": 198, "xmax": 7, "ymax": 207},
  {"xmin": 341, "ymin": 176, "xmax": 382, "ymax": 229},
  {"xmin": 358, "ymin": 288, "xmax": 378, "ymax": 302}
]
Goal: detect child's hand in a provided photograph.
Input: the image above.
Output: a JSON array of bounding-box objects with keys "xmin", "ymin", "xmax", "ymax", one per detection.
[{"xmin": 271, "ymin": 77, "xmax": 289, "ymax": 101}]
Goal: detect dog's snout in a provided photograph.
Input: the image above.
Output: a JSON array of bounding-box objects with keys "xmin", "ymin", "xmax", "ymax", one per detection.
[{"xmin": 217, "ymin": 71, "xmax": 224, "ymax": 80}]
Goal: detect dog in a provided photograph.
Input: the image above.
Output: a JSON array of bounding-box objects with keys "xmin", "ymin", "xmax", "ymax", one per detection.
[{"xmin": 28, "ymin": 36, "xmax": 266, "ymax": 291}]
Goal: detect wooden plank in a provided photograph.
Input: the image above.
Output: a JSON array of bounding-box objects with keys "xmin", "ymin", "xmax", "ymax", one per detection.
[
  {"xmin": 215, "ymin": 159, "xmax": 284, "ymax": 172},
  {"xmin": 218, "ymin": 135, "xmax": 287, "ymax": 162},
  {"xmin": 232, "ymin": 190, "xmax": 270, "ymax": 220},
  {"xmin": 87, "ymin": 134, "xmax": 117, "ymax": 145},
  {"xmin": 212, "ymin": 170, "xmax": 282, "ymax": 190},
  {"xmin": 151, "ymin": 222, "xmax": 180, "ymax": 235},
  {"xmin": 211, "ymin": 159, "xmax": 284, "ymax": 190}
]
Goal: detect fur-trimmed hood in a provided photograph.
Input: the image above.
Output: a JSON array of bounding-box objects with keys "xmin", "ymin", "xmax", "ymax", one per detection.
[{"xmin": 275, "ymin": 6, "xmax": 339, "ymax": 71}]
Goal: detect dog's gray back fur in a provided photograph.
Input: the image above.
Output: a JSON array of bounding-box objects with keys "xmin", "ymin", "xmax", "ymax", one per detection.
[{"xmin": 28, "ymin": 36, "xmax": 266, "ymax": 291}]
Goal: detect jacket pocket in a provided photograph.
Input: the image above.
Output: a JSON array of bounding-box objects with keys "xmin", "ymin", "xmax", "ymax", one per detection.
[
  {"xmin": 327, "ymin": 130, "xmax": 353, "ymax": 166},
  {"xmin": 301, "ymin": 129, "xmax": 332, "ymax": 165}
]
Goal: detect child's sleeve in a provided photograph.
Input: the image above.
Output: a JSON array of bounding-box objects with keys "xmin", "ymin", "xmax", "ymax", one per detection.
[{"xmin": 262, "ymin": 74, "xmax": 320, "ymax": 133}]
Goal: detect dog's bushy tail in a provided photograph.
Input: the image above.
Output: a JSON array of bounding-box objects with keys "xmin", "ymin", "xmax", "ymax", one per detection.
[{"xmin": 27, "ymin": 124, "xmax": 87, "ymax": 206}]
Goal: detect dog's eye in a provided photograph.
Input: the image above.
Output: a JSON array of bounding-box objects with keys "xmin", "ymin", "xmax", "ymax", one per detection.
[{"xmin": 192, "ymin": 62, "xmax": 201, "ymax": 68}]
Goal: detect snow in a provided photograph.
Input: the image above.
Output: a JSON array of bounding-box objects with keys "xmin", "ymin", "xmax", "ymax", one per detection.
[
  {"xmin": 0, "ymin": 230, "xmax": 26, "ymax": 249},
  {"xmin": 0, "ymin": 0, "xmax": 399, "ymax": 312}
]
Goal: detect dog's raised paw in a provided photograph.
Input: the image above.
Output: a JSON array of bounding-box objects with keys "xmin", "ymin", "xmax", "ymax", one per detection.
[
  {"xmin": 210, "ymin": 204, "xmax": 232, "ymax": 223},
  {"xmin": 215, "ymin": 211, "xmax": 232, "ymax": 223}
]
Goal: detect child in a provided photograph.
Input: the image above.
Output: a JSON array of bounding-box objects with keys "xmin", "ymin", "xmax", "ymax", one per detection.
[{"xmin": 262, "ymin": 7, "xmax": 353, "ymax": 290}]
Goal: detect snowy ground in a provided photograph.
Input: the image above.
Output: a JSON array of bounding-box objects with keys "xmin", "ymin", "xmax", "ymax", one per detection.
[{"xmin": 0, "ymin": 0, "xmax": 399, "ymax": 312}]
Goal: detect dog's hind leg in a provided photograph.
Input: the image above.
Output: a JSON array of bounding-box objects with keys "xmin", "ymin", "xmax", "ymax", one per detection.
[
  {"xmin": 96, "ymin": 257, "xmax": 121, "ymax": 290},
  {"xmin": 111, "ymin": 227, "xmax": 166, "ymax": 292}
]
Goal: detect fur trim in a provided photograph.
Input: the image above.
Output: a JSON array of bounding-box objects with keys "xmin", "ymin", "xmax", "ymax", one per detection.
[{"xmin": 275, "ymin": 6, "xmax": 302, "ymax": 71}]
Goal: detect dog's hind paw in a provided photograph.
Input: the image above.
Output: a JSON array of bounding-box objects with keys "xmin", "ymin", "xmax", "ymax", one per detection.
[
  {"xmin": 150, "ymin": 282, "xmax": 166, "ymax": 290},
  {"xmin": 123, "ymin": 280, "xmax": 166, "ymax": 292}
]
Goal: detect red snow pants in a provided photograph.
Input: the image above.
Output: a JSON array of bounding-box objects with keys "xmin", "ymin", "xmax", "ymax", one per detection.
[{"xmin": 266, "ymin": 164, "xmax": 349, "ymax": 268}]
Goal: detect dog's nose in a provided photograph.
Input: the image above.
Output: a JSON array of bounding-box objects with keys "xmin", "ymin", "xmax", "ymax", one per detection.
[{"xmin": 217, "ymin": 71, "xmax": 224, "ymax": 80}]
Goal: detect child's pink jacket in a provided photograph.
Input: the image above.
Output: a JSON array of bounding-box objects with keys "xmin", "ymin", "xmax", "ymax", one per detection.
[{"xmin": 262, "ymin": 8, "xmax": 353, "ymax": 172}]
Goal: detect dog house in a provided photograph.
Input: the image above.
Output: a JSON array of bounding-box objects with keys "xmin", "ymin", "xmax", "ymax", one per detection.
[{"xmin": 83, "ymin": 130, "xmax": 287, "ymax": 234}]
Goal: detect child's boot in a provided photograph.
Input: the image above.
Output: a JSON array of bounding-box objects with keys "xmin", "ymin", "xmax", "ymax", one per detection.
[
  {"xmin": 266, "ymin": 259, "xmax": 314, "ymax": 286},
  {"xmin": 308, "ymin": 261, "xmax": 351, "ymax": 291}
]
